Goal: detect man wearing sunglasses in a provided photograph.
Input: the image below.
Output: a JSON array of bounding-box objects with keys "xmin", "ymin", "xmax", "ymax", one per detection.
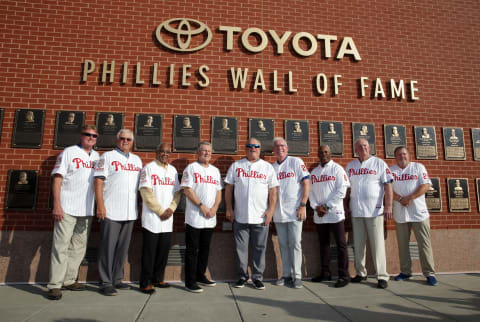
[
  {"xmin": 225, "ymin": 138, "xmax": 279, "ymax": 290},
  {"xmin": 47, "ymin": 125, "xmax": 100, "ymax": 300},
  {"xmin": 95, "ymin": 129, "xmax": 142, "ymax": 296}
]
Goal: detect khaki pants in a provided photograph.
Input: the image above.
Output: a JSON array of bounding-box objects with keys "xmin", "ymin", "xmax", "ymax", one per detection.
[
  {"xmin": 395, "ymin": 218, "xmax": 435, "ymax": 277},
  {"xmin": 48, "ymin": 213, "xmax": 92, "ymax": 289},
  {"xmin": 352, "ymin": 216, "xmax": 389, "ymax": 281}
]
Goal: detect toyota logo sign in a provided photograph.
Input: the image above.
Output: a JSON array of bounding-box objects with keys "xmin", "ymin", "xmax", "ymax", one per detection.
[{"xmin": 156, "ymin": 18, "xmax": 212, "ymax": 52}]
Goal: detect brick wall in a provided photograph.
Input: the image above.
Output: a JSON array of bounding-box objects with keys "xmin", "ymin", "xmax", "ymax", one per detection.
[{"xmin": 1, "ymin": 0, "xmax": 479, "ymax": 232}]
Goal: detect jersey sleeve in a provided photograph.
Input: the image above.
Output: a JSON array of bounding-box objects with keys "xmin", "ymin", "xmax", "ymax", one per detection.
[
  {"xmin": 418, "ymin": 163, "xmax": 432, "ymax": 185},
  {"xmin": 173, "ymin": 171, "xmax": 181, "ymax": 193},
  {"xmin": 94, "ymin": 153, "xmax": 108, "ymax": 178},
  {"xmin": 296, "ymin": 158, "xmax": 310, "ymax": 182},
  {"xmin": 224, "ymin": 163, "xmax": 236, "ymax": 185},
  {"xmin": 180, "ymin": 164, "xmax": 195, "ymax": 188},
  {"xmin": 380, "ymin": 159, "xmax": 394, "ymax": 184},
  {"xmin": 325, "ymin": 165, "xmax": 349, "ymax": 208},
  {"xmin": 51, "ymin": 150, "xmax": 67, "ymax": 177},
  {"xmin": 267, "ymin": 164, "xmax": 280, "ymax": 188},
  {"xmin": 138, "ymin": 165, "xmax": 151, "ymax": 190}
]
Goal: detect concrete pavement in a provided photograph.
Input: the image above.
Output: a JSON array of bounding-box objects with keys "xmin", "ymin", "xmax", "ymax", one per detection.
[{"xmin": 0, "ymin": 273, "xmax": 479, "ymax": 322}]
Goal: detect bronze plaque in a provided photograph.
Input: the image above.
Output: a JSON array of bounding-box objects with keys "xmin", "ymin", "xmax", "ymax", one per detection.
[
  {"xmin": 211, "ymin": 116, "xmax": 238, "ymax": 154},
  {"xmin": 476, "ymin": 178, "xmax": 480, "ymax": 211},
  {"xmin": 285, "ymin": 120, "xmax": 309, "ymax": 156},
  {"xmin": 12, "ymin": 109, "xmax": 45, "ymax": 148},
  {"xmin": 96, "ymin": 112, "xmax": 124, "ymax": 150},
  {"xmin": 5, "ymin": 170, "xmax": 39, "ymax": 210},
  {"xmin": 443, "ymin": 127, "xmax": 466, "ymax": 160},
  {"xmin": 0, "ymin": 108, "xmax": 4, "ymax": 137},
  {"xmin": 471, "ymin": 128, "xmax": 480, "ymax": 161},
  {"xmin": 447, "ymin": 178, "xmax": 470, "ymax": 212},
  {"xmin": 173, "ymin": 115, "xmax": 200, "ymax": 153},
  {"xmin": 352, "ymin": 123, "xmax": 376, "ymax": 156},
  {"xmin": 249, "ymin": 118, "xmax": 274, "ymax": 154},
  {"xmin": 425, "ymin": 177, "xmax": 442, "ymax": 212},
  {"xmin": 384, "ymin": 124, "xmax": 406, "ymax": 159},
  {"xmin": 319, "ymin": 121, "xmax": 343, "ymax": 156},
  {"xmin": 134, "ymin": 114, "xmax": 162, "ymax": 152},
  {"xmin": 54, "ymin": 111, "xmax": 85, "ymax": 149},
  {"xmin": 414, "ymin": 126, "xmax": 438, "ymax": 160}
]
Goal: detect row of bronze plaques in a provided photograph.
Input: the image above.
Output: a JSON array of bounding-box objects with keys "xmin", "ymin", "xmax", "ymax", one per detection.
[
  {"xmin": 3, "ymin": 108, "xmax": 480, "ymax": 159},
  {"xmin": 3, "ymin": 169, "xmax": 478, "ymax": 213}
]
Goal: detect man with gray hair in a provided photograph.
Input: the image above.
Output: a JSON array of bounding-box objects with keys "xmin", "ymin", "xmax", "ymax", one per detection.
[
  {"xmin": 95, "ymin": 129, "xmax": 142, "ymax": 296},
  {"xmin": 345, "ymin": 138, "xmax": 393, "ymax": 289},
  {"xmin": 181, "ymin": 142, "xmax": 223, "ymax": 293},
  {"xmin": 225, "ymin": 138, "xmax": 279, "ymax": 290},
  {"xmin": 272, "ymin": 137, "xmax": 310, "ymax": 289}
]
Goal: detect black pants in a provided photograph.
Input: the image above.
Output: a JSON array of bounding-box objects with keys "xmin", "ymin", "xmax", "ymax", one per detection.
[
  {"xmin": 316, "ymin": 220, "xmax": 350, "ymax": 280},
  {"xmin": 139, "ymin": 228, "xmax": 171, "ymax": 288},
  {"xmin": 184, "ymin": 224, "xmax": 214, "ymax": 288}
]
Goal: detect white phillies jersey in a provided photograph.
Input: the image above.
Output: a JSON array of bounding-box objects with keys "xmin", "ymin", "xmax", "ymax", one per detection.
[
  {"xmin": 272, "ymin": 156, "xmax": 310, "ymax": 223},
  {"xmin": 309, "ymin": 160, "xmax": 350, "ymax": 224},
  {"xmin": 94, "ymin": 149, "xmax": 142, "ymax": 221},
  {"xmin": 346, "ymin": 156, "xmax": 393, "ymax": 218},
  {"xmin": 225, "ymin": 158, "xmax": 279, "ymax": 224},
  {"xmin": 51, "ymin": 145, "xmax": 99, "ymax": 217},
  {"xmin": 139, "ymin": 161, "xmax": 180, "ymax": 233},
  {"xmin": 390, "ymin": 162, "xmax": 432, "ymax": 223},
  {"xmin": 181, "ymin": 162, "xmax": 223, "ymax": 229}
]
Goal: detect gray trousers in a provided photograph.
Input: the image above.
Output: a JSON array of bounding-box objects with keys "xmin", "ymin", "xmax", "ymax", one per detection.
[
  {"xmin": 275, "ymin": 221, "xmax": 303, "ymax": 280},
  {"xmin": 98, "ymin": 218, "xmax": 135, "ymax": 287},
  {"xmin": 233, "ymin": 221, "xmax": 269, "ymax": 281}
]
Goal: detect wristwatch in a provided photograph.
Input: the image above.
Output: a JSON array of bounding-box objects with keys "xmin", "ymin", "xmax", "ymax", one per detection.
[
  {"xmin": 299, "ymin": 202, "xmax": 307, "ymax": 207},
  {"xmin": 198, "ymin": 202, "xmax": 203, "ymax": 207}
]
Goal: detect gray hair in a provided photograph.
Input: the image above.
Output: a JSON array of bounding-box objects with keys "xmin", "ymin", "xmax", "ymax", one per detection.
[
  {"xmin": 273, "ymin": 137, "xmax": 287, "ymax": 146},
  {"xmin": 197, "ymin": 141, "xmax": 212, "ymax": 151},
  {"xmin": 116, "ymin": 129, "xmax": 134, "ymax": 140}
]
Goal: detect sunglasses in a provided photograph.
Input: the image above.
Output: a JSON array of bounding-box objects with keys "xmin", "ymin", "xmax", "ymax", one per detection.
[
  {"xmin": 82, "ymin": 132, "xmax": 98, "ymax": 138},
  {"xmin": 119, "ymin": 137, "xmax": 132, "ymax": 142},
  {"xmin": 246, "ymin": 144, "xmax": 260, "ymax": 149}
]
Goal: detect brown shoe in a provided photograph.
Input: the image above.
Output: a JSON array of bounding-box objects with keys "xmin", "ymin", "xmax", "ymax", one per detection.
[
  {"xmin": 47, "ymin": 288, "xmax": 62, "ymax": 300},
  {"xmin": 153, "ymin": 282, "xmax": 170, "ymax": 288},
  {"xmin": 140, "ymin": 285, "xmax": 155, "ymax": 294},
  {"xmin": 63, "ymin": 282, "xmax": 86, "ymax": 291}
]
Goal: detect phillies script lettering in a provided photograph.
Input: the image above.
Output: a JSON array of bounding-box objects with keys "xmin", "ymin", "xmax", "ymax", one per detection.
[
  {"xmin": 236, "ymin": 168, "xmax": 267, "ymax": 180},
  {"xmin": 194, "ymin": 173, "xmax": 219, "ymax": 184},
  {"xmin": 72, "ymin": 158, "xmax": 95, "ymax": 169},
  {"xmin": 348, "ymin": 168, "xmax": 377, "ymax": 176},
  {"xmin": 152, "ymin": 175, "xmax": 175, "ymax": 186},
  {"xmin": 111, "ymin": 161, "xmax": 141, "ymax": 172},
  {"xmin": 392, "ymin": 173, "xmax": 418, "ymax": 181},
  {"xmin": 311, "ymin": 174, "xmax": 336, "ymax": 183},
  {"xmin": 277, "ymin": 171, "xmax": 295, "ymax": 180}
]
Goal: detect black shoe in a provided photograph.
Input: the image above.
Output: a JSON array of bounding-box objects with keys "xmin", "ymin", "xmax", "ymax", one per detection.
[
  {"xmin": 233, "ymin": 279, "xmax": 246, "ymax": 288},
  {"xmin": 334, "ymin": 278, "xmax": 349, "ymax": 288},
  {"xmin": 311, "ymin": 274, "xmax": 331, "ymax": 283},
  {"xmin": 114, "ymin": 282, "xmax": 129, "ymax": 289},
  {"xmin": 185, "ymin": 284, "xmax": 204, "ymax": 293},
  {"xmin": 253, "ymin": 280, "xmax": 265, "ymax": 290},
  {"xmin": 47, "ymin": 288, "xmax": 62, "ymax": 300},
  {"xmin": 377, "ymin": 280, "xmax": 388, "ymax": 289},
  {"xmin": 197, "ymin": 276, "xmax": 216, "ymax": 287},
  {"xmin": 101, "ymin": 286, "xmax": 118, "ymax": 296},
  {"xmin": 153, "ymin": 282, "xmax": 170, "ymax": 288},
  {"xmin": 351, "ymin": 275, "xmax": 367, "ymax": 283},
  {"xmin": 140, "ymin": 285, "xmax": 155, "ymax": 294}
]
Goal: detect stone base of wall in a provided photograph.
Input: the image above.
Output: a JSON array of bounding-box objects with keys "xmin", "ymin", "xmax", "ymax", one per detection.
[{"xmin": 0, "ymin": 229, "xmax": 478, "ymax": 284}]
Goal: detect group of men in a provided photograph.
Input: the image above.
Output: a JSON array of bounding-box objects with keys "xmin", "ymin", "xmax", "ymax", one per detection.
[{"xmin": 46, "ymin": 126, "xmax": 437, "ymax": 300}]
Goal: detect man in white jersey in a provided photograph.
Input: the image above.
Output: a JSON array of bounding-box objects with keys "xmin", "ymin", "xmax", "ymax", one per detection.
[
  {"xmin": 138, "ymin": 143, "xmax": 181, "ymax": 294},
  {"xmin": 390, "ymin": 146, "xmax": 437, "ymax": 286},
  {"xmin": 272, "ymin": 137, "xmax": 310, "ymax": 289},
  {"xmin": 225, "ymin": 138, "xmax": 279, "ymax": 290},
  {"xmin": 181, "ymin": 142, "xmax": 223, "ymax": 293},
  {"xmin": 47, "ymin": 125, "xmax": 100, "ymax": 300},
  {"xmin": 309, "ymin": 145, "xmax": 350, "ymax": 288},
  {"xmin": 95, "ymin": 129, "xmax": 142, "ymax": 296},
  {"xmin": 345, "ymin": 138, "xmax": 393, "ymax": 289}
]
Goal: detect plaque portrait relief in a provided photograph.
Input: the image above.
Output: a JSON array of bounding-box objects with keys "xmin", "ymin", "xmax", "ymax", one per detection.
[
  {"xmin": 352, "ymin": 122, "xmax": 376, "ymax": 156},
  {"xmin": 54, "ymin": 111, "xmax": 85, "ymax": 149},
  {"xmin": 173, "ymin": 115, "xmax": 200, "ymax": 152},
  {"xmin": 95, "ymin": 112, "xmax": 124, "ymax": 150},
  {"xmin": 12, "ymin": 109, "xmax": 45, "ymax": 148},
  {"xmin": 211, "ymin": 116, "xmax": 238, "ymax": 154},
  {"xmin": 249, "ymin": 118, "xmax": 274, "ymax": 154},
  {"xmin": 447, "ymin": 178, "xmax": 470, "ymax": 212},
  {"xmin": 425, "ymin": 177, "xmax": 442, "ymax": 212},
  {"xmin": 384, "ymin": 124, "xmax": 406, "ymax": 159},
  {"xmin": 5, "ymin": 170, "xmax": 39, "ymax": 210},
  {"xmin": 414, "ymin": 126, "xmax": 438, "ymax": 159},
  {"xmin": 319, "ymin": 121, "xmax": 344, "ymax": 156},
  {"xmin": 285, "ymin": 120, "xmax": 309, "ymax": 156},
  {"xmin": 442, "ymin": 127, "xmax": 466, "ymax": 160},
  {"xmin": 471, "ymin": 128, "xmax": 480, "ymax": 161},
  {"xmin": 134, "ymin": 114, "xmax": 162, "ymax": 152}
]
